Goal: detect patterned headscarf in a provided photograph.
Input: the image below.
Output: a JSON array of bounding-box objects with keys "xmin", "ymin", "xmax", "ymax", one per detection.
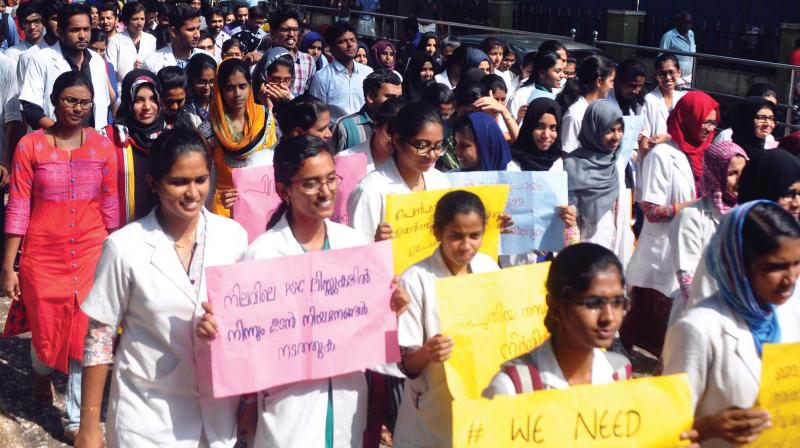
[
  {"xmin": 702, "ymin": 141, "xmax": 748, "ymax": 214},
  {"xmin": 706, "ymin": 200, "xmax": 782, "ymax": 355}
]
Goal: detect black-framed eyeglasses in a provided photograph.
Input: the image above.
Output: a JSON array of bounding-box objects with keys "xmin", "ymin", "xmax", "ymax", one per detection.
[
  {"xmin": 407, "ymin": 140, "xmax": 445, "ymax": 157},
  {"xmin": 781, "ymin": 189, "xmax": 800, "ymax": 200},
  {"xmin": 754, "ymin": 114, "xmax": 776, "ymax": 124},
  {"xmin": 60, "ymin": 96, "xmax": 93, "ymax": 109},
  {"xmin": 278, "ymin": 26, "xmax": 301, "ymax": 35},
  {"xmin": 563, "ymin": 295, "xmax": 631, "ymax": 312}
]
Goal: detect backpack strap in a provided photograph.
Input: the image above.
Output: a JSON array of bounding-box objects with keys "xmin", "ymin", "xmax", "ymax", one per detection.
[
  {"xmin": 502, "ymin": 362, "xmax": 545, "ymax": 394},
  {"xmin": 605, "ymin": 351, "xmax": 633, "ymax": 381}
]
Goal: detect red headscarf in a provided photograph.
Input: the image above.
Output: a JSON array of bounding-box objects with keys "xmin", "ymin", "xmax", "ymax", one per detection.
[{"xmin": 666, "ymin": 91, "xmax": 720, "ymax": 193}]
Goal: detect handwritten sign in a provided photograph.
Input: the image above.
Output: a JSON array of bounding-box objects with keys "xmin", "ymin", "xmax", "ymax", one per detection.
[
  {"xmin": 436, "ymin": 263, "xmax": 550, "ymax": 400},
  {"xmin": 618, "ymin": 115, "xmax": 645, "ymax": 170},
  {"xmin": 232, "ymin": 153, "xmax": 368, "ymax": 242},
  {"xmin": 447, "ymin": 171, "xmax": 568, "ymax": 254},
  {"xmin": 205, "ymin": 240, "xmax": 399, "ymax": 398},
  {"xmin": 385, "ymin": 185, "xmax": 510, "ymax": 275},
  {"xmin": 452, "ymin": 374, "xmax": 694, "ymax": 447},
  {"xmin": 748, "ymin": 342, "xmax": 800, "ymax": 447}
]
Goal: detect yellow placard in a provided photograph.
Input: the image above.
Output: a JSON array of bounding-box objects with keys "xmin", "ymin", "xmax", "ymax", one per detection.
[
  {"xmin": 748, "ymin": 342, "xmax": 800, "ymax": 447},
  {"xmin": 452, "ymin": 374, "xmax": 695, "ymax": 447},
  {"xmin": 385, "ymin": 185, "xmax": 510, "ymax": 275},
  {"xmin": 436, "ymin": 263, "xmax": 550, "ymax": 400}
]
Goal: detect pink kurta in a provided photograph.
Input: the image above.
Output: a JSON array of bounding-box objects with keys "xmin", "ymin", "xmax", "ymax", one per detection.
[{"xmin": 5, "ymin": 129, "xmax": 118, "ymax": 372}]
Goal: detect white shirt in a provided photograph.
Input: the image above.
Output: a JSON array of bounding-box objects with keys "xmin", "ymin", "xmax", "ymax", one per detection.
[
  {"xmin": 0, "ymin": 51, "xmax": 21, "ymax": 161},
  {"xmin": 107, "ymin": 31, "xmax": 157, "ymax": 84},
  {"xmin": 627, "ymin": 141, "xmax": 696, "ymax": 296},
  {"xmin": 394, "ymin": 248, "xmax": 500, "ymax": 448},
  {"xmin": 247, "ymin": 215, "xmax": 370, "ymax": 448},
  {"xmin": 434, "ymin": 70, "xmax": 454, "ymax": 90},
  {"xmin": 347, "ymin": 156, "xmax": 450, "ymax": 241},
  {"xmin": 561, "ymin": 96, "xmax": 590, "ymax": 153},
  {"xmin": 142, "ymin": 45, "xmax": 212, "ymax": 74},
  {"xmin": 496, "ymin": 69, "xmax": 516, "ymax": 97},
  {"xmin": 482, "ymin": 338, "xmax": 618, "ymax": 397},
  {"xmin": 663, "ymin": 293, "xmax": 800, "ymax": 448},
  {"xmin": 506, "ymin": 157, "xmax": 564, "ymax": 173},
  {"xmin": 19, "ymin": 42, "xmax": 111, "ymax": 129},
  {"xmin": 212, "ymin": 30, "xmax": 231, "ymax": 60},
  {"xmin": 642, "ymin": 88, "xmax": 686, "ymax": 138},
  {"xmin": 308, "ymin": 59, "xmax": 373, "ymax": 122},
  {"xmin": 339, "ymin": 138, "xmax": 379, "ymax": 174},
  {"xmin": 508, "ymin": 83, "xmax": 535, "ymax": 121},
  {"xmin": 81, "ymin": 209, "xmax": 248, "ymax": 447}
]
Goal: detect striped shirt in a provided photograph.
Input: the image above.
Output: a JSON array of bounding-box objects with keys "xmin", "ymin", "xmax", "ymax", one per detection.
[{"xmin": 331, "ymin": 107, "xmax": 373, "ymax": 153}]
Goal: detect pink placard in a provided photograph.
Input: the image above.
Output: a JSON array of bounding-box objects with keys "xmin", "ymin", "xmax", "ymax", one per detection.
[
  {"xmin": 232, "ymin": 153, "xmax": 368, "ymax": 242},
  {"xmin": 206, "ymin": 240, "xmax": 399, "ymax": 398}
]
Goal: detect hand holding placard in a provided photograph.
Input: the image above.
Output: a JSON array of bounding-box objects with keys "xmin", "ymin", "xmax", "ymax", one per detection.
[{"xmin": 747, "ymin": 342, "xmax": 800, "ymax": 447}]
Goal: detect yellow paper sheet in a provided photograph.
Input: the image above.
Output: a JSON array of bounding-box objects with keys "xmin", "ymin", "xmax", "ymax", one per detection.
[
  {"xmin": 748, "ymin": 342, "xmax": 800, "ymax": 447},
  {"xmin": 385, "ymin": 185, "xmax": 510, "ymax": 275},
  {"xmin": 436, "ymin": 263, "xmax": 550, "ymax": 399},
  {"xmin": 452, "ymin": 374, "xmax": 694, "ymax": 447}
]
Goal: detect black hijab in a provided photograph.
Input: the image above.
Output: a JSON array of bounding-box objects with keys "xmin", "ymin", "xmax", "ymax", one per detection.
[
  {"xmin": 403, "ymin": 53, "xmax": 438, "ymax": 102},
  {"xmin": 116, "ymin": 69, "xmax": 165, "ymax": 152},
  {"xmin": 731, "ymin": 96, "xmax": 777, "ymax": 159},
  {"xmin": 510, "ymin": 97, "xmax": 563, "ymax": 171},
  {"xmin": 738, "ymin": 149, "xmax": 800, "ymax": 203}
]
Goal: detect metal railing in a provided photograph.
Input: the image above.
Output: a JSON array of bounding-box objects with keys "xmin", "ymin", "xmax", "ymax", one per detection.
[
  {"xmin": 591, "ymin": 35, "xmax": 798, "ymax": 133},
  {"xmin": 286, "ymin": 3, "xmax": 798, "ymax": 134}
]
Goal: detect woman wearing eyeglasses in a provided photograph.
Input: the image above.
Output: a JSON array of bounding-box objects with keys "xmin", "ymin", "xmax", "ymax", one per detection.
[
  {"xmin": 348, "ymin": 102, "xmax": 451, "ymax": 242},
  {"xmin": 196, "ymin": 135, "xmax": 410, "ymax": 447},
  {"xmin": 184, "ymin": 53, "xmax": 217, "ymax": 124},
  {"xmin": 729, "ymin": 96, "xmax": 778, "ymax": 158},
  {"xmin": 642, "ymin": 54, "xmax": 686, "ymax": 147},
  {"xmin": 1, "ymin": 71, "xmax": 118, "ymax": 441}
]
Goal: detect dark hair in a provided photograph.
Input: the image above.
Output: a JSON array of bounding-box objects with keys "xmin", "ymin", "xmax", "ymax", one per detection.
[
  {"xmin": 454, "ymin": 72, "xmax": 489, "ymax": 107},
  {"xmin": 746, "ymin": 82, "xmax": 778, "ymax": 100},
  {"xmin": 615, "ymin": 58, "xmax": 647, "ymax": 83},
  {"xmin": 267, "ymin": 136, "xmax": 335, "ymax": 229},
  {"xmin": 249, "ymin": 5, "xmax": 268, "ymax": 20},
  {"xmin": 204, "ymin": 6, "xmax": 224, "ymax": 23},
  {"xmin": 566, "ymin": 57, "xmax": 577, "ymax": 65},
  {"xmin": 234, "ymin": 3, "xmax": 249, "ymax": 13},
  {"xmin": 269, "ymin": 7, "xmax": 302, "ymax": 32},
  {"xmin": 44, "ymin": 0, "xmax": 68, "ymax": 21},
  {"xmin": 482, "ymin": 73, "xmax": 507, "ymax": 93},
  {"xmin": 480, "ymin": 37, "xmax": 504, "ymax": 55},
  {"xmin": 654, "ymin": 53, "xmax": 680, "ymax": 70},
  {"xmin": 50, "ymin": 71, "xmax": 94, "ymax": 107},
  {"xmin": 433, "ymin": 190, "xmax": 487, "ymax": 233},
  {"xmin": 389, "ymin": 102, "xmax": 443, "ymax": 139},
  {"xmin": 373, "ymin": 97, "xmax": 408, "ymax": 128},
  {"xmin": 418, "ymin": 32, "xmax": 439, "ymax": 53},
  {"xmin": 121, "ymin": 1, "xmax": 145, "ymax": 22},
  {"xmin": 169, "ymin": 3, "xmax": 201, "ymax": 30},
  {"xmin": 221, "ymin": 38, "xmax": 242, "ymax": 54},
  {"xmin": 58, "ymin": 3, "xmax": 91, "ymax": 30},
  {"xmin": 157, "ymin": 65, "xmax": 188, "ymax": 93},
  {"xmin": 149, "ymin": 127, "xmax": 212, "ymax": 183},
  {"xmin": 17, "ymin": 1, "xmax": 44, "ymax": 22},
  {"xmin": 558, "ymin": 55, "xmax": 616, "ymax": 109},
  {"xmin": 444, "ymin": 44, "xmax": 469, "ymax": 72},
  {"xmin": 453, "ymin": 114, "xmax": 476, "ymax": 142},
  {"xmin": 520, "ymin": 51, "xmax": 536, "ymax": 70},
  {"xmin": 98, "ymin": 2, "xmax": 118, "ymax": 16},
  {"xmin": 538, "ymin": 39, "xmax": 567, "ymax": 56},
  {"xmin": 217, "ymin": 57, "xmax": 251, "ymax": 88},
  {"xmin": 90, "ymin": 29, "xmax": 108, "ymax": 45},
  {"xmin": 198, "ymin": 29, "xmax": 213, "ymax": 43},
  {"xmin": 402, "ymin": 16, "xmax": 418, "ymax": 34},
  {"xmin": 403, "ymin": 54, "xmax": 438, "ymax": 102},
  {"xmin": 324, "ymin": 21, "xmax": 355, "ymax": 46},
  {"xmin": 186, "ymin": 53, "xmax": 217, "ymax": 85},
  {"xmin": 421, "ymin": 82, "xmax": 455, "ymax": 106},
  {"xmin": 276, "ymin": 94, "xmax": 330, "ymax": 135},
  {"xmin": 364, "ymin": 69, "xmax": 402, "ymax": 99},
  {"xmin": 522, "ymin": 51, "xmax": 560, "ymax": 88},
  {"xmin": 544, "ymin": 243, "xmax": 624, "ymax": 332},
  {"xmin": 742, "ymin": 202, "xmax": 800, "ymax": 267}
]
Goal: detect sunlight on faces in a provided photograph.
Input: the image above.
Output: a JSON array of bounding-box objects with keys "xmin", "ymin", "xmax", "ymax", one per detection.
[
  {"xmin": 747, "ymin": 237, "xmax": 800, "ymax": 307},
  {"xmin": 89, "ymin": 41, "xmax": 106, "ymax": 58},
  {"xmin": 192, "ymin": 68, "xmax": 215, "ymax": 100},
  {"xmin": 540, "ymin": 58, "xmax": 565, "ymax": 89},
  {"xmin": 173, "ymin": 18, "xmax": 201, "ymax": 49},
  {"xmin": 133, "ymin": 86, "xmax": 159, "ymax": 124},
  {"xmin": 602, "ymin": 121, "xmax": 624, "ymax": 153},
  {"xmin": 393, "ymin": 122, "xmax": 445, "ymax": 174},
  {"xmin": 208, "ymin": 13, "xmax": 225, "ymax": 34},
  {"xmin": 597, "ymin": 70, "xmax": 616, "ymax": 99},
  {"xmin": 754, "ymin": 106, "xmax": 775, "ymax": 139},
  {"xmin": 698, "ymin": 110, "xmax": 717, "ymax": 141},
  {"xmin": 533, "ymin": 112, "xmax": 558, "ymax": 151},
  {"xmin": 303, "ymin": 111, "xmax": 333, "ymax": 143},
  {"xmin": 126, "ymin": 11, "xmax": 146, "ymax": 34},
  {"xmin": 54, "ymin": 85, "xmax": 92, "ymax": 127},
  {"xmin": 162, "ymin": 88, "xmax": 186, "ymax": 119},
  {"xmin": 656, "ymin": 59, "xmax": 681, "ymax": 92},
  {"xmin": 435, "ymin": 211, "xmax": 485, "ymax": 271},
  {"xmin": 62, "ymin": 14, "xmax": 91, "ymax": 51},
  {"xmin": 333, "ymin": 31, "xmax": 358, "ymax": 60},
  {"xmin": 778, "ymin": 181, "xmax": 800, "ymax": 219},
  {"xmin": 487, "ymin": 46, "xmax": 503, "ymax": 69},
  {"xmin": 454, "ymin": 130, "xmax": 479, "ymax": 169},
  {"xmin": 355, "ymin": 47, "xmax": 369, "ymax": 65},
  {"xmin": 726, "ymin": 156, "xmax": 746, "ymax": 198},
  {"xmin": 278, "ymin": 152, "xmax": 339, "ymax": 221},
  {"xmin": 222, "ymin": 71, "xmax": 250, "ymax": 112},
  {"xmin": 151, "ymin": 152, "xmax": 211, "ymax": 222}
]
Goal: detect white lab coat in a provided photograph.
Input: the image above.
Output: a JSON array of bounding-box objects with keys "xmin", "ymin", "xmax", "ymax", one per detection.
[
  {"xmin": 560, "ymin": 96, "xmax": 589, "ymax": 153},
  {"xmin": 508, "ymin": 83, "xmax": 534, "ymax": 121},
  {"xmin": 339, "ymin": 138, "xmax": 378, "ymax": 174},
  {"xmin": 662, "ymin": 293, "xmax": 800, "ymax": 448},
  {"xmin": 142, "ymin": 45, "xmax": 212, "ymax": 75},
  {"xmin": 347, "ymin": 156, "xmax": 450, "ymax": 241},
  {"xmin": 394, "ymin": 248, "xmax": 500, "ymax": 448},
  {"xmin": 247, "ymin": 215, "xmax": 370, "ymax": 448},
  {"xmin": 107, "ymin": 31, "xmax": 157, "ymax": 84},
  {"xmin": 81, "ymin": 209, "xmax": 247, "ymax": 448},
  {"xmin": 627, "ymin": 141, "xmax": 696, "ymax": 297},
  {"xmin": 642, "ymin": 89, "xmax": 686, "ymax": 138},
  {"xmin": 578, "ymin": 166, "xmax": 635, "ymax": 269},
  {"xmin": 19, "ymin": 42, "xmax": 111, "ymax": 129}
]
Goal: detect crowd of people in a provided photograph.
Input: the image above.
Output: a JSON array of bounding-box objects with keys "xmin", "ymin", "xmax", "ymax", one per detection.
[{"xmin": 1, "ymin": 1, "xmax": 799, "ymax": 447}]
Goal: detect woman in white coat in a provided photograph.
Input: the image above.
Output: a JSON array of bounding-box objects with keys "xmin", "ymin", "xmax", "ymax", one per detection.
[
  {"xmin": 76, "ymin": 128, "xmax": 248, "ymax": 448},
  {"xmin": 197, "ymin": 135, "xmax": 410, "ymax": 448},
  {"xmin": 348, "ymin": 102, "xmax": 451, "ymax": 242},
  {"xmin": 624, "ymin": 91, "xmax": 718, "ymax": 358},
  {"xmin": 106, "ymin": 2, "xmax": 156, "ymax": 87},
  {"xmin": 663, "ymin": 201, "xmax": 800, "ymax": 447},
  {"xmin": 641, "ymin": 54, "xmax": 686, "ymax": 142},
  {"xmin": 394, "ymin": 190, "xmax": 501, "ymax": 447}
]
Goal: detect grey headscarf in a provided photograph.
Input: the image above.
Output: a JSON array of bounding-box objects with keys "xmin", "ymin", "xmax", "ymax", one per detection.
[{"xmin": 564, "ymin": 100, "xmax": 625, "ymax": 224}]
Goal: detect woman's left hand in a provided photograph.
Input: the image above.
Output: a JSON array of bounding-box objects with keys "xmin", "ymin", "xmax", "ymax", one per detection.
[
  {"xmin": 196, "ymin": 301, "xmax": 219, "ymax": 342},
  {"xmin": 557, "ymin": 205, "xmax": 577, "ymax": 228},
  {"xmin": 473, "ymin": 96, "xmax": 507, "ymax": 116},
  {"xmin": 499, "ymin": 213, "xmax": 514, "ymax": 234},
  {"xmin": 219, "ymin": 188, "xmax": 239, "ymax": 210},
  {"xmin": 389, "ymin": 277, "xmax": 410, "ymax": 316}
]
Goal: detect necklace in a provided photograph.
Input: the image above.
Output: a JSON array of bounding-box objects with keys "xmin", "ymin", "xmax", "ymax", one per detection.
[
  {"xmin": 51, "ymin": 128, "xmax": 84, "ymax": 149},
  {"xmin": 223, "ymin": 113, "xmax": 244, "ymax": 143}
]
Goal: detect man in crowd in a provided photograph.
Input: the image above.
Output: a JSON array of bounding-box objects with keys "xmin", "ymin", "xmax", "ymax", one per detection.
[
  {"xmin": 143, "ymin": 3, "xmax": 206, "ymax": 73},
  {"xmin": 269, "ymin": 7, "xmax": 315, "ymax": 96},
  {"xmin": 332, "ymin": 70, "xmax": 402, "ymax": 152},
  {"xmin": 660, "ymin": 11, "xmax": 696, "ymax": 87},
  {"xmin": 97, "ymin": 1, "xmax": 119, "ymax": 39}
]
